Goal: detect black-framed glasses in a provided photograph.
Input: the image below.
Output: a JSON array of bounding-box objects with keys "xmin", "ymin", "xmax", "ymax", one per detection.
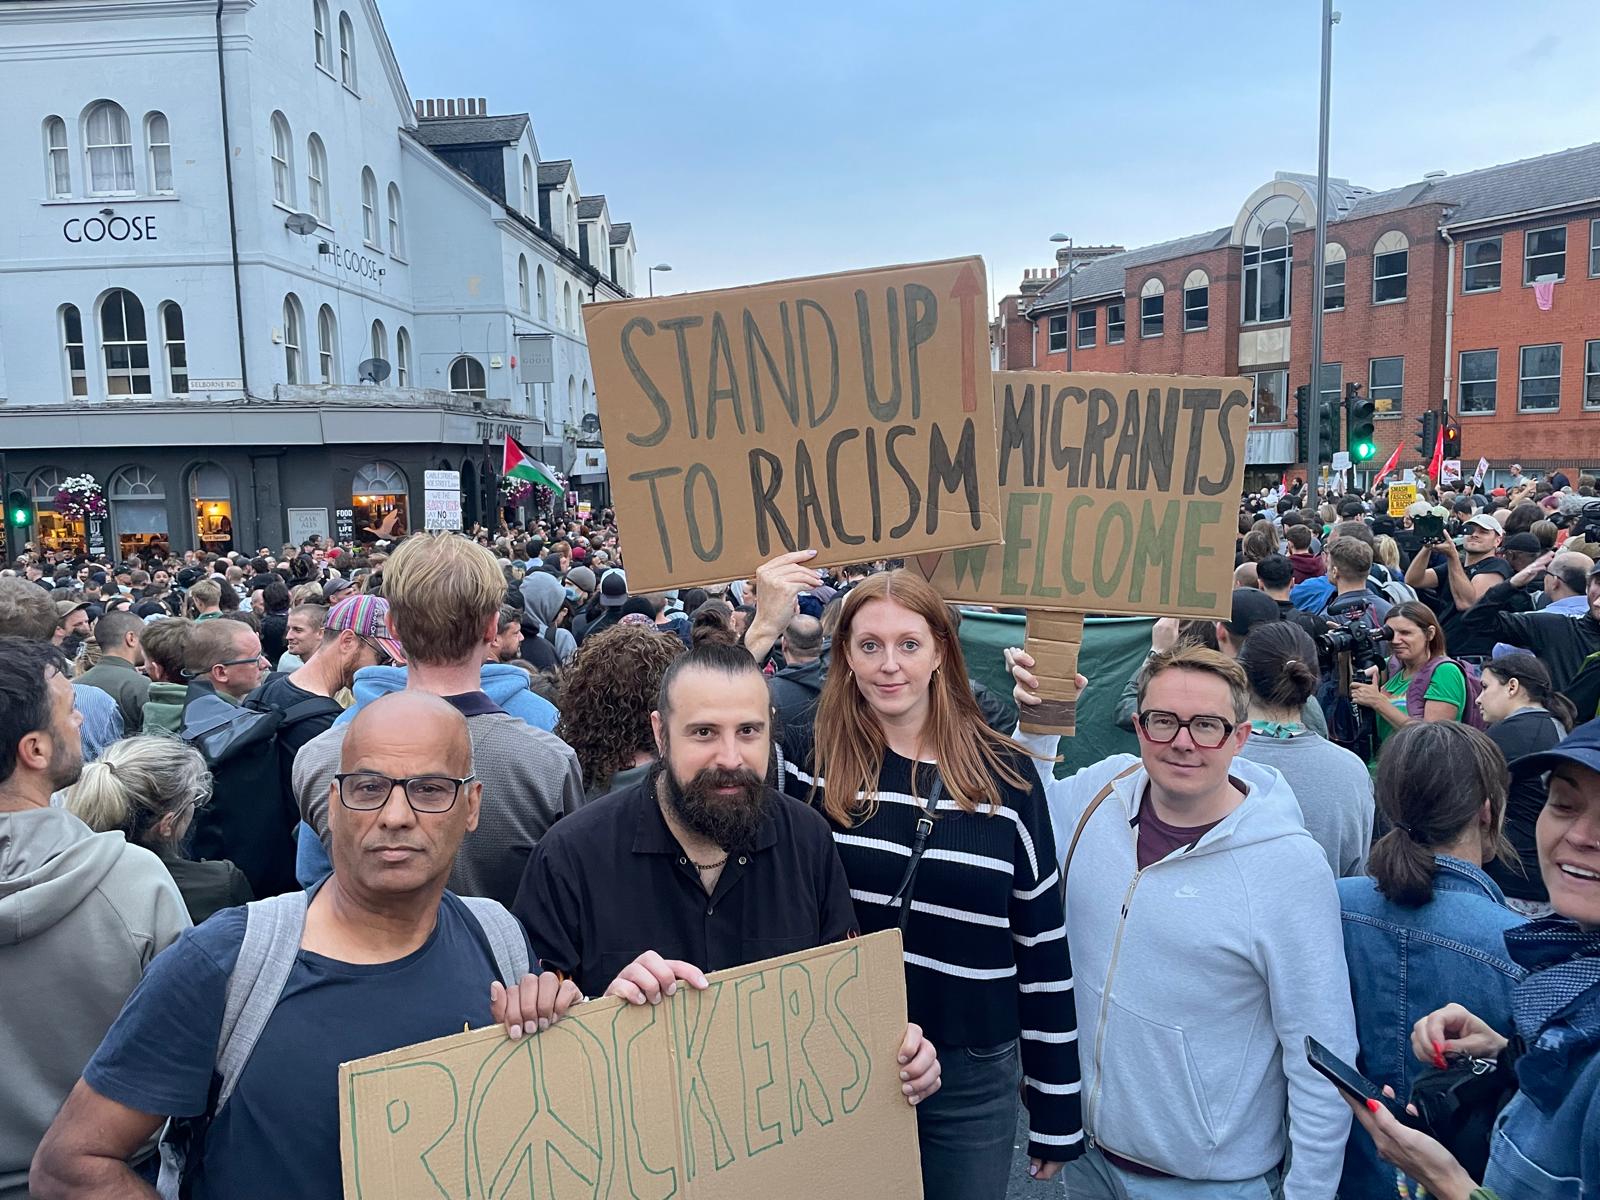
[
  {"xmin": 355, "ymin": 634, "xmax": 395, "ymax": 667},
  {"xmin": 1135, "ymin": 710, "xmax": 1236, "ymax": 749},
  {"xmin": 335, "ymin": 772, "xmax": 476, "ymax": 813}
]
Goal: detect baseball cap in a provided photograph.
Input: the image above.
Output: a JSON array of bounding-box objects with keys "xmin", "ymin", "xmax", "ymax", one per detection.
[
  {"xmin": 1503, "ymin": 532, "xmax": 1542, "ymax": 556},
  {"xmin": 1511, "ymin": 716, "xmax": 1600, "ymax": 779},
  {"xmin": 1490, "ymin": 487, "xmax": 1507, "ymax": 498},
  {"xmin": 55, "ymin": 599, "xmax": 89, "ymax": 620},
  {"xmin": 1464, "ymin": 513, "xmax": 1504, "ymax": 534},
  {"xmin": 324, "ymin": 575, "xmax": 357, "ymax": 600},
  {"xmin": 599, "ymin": 570, "xmax": 629, "ymax": 607},
  {"xmin": 325, "ymin": 594, "xmax": 406, "ymax": 664},
  {"xmin": 1224, "ymin": 588, "xmax": 1282, "ymax": 638}
]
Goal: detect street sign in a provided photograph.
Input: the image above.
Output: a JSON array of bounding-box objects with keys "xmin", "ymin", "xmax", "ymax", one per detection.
[
  {"xmin": 516, "ymin": 335, "xmax": 554, "ymax": 385},
  {"xmin": 423, "ymin": 470, "xmax": 462, "ymax": 532},
  {"xmin": 287, "ymin": 507, "xmax": 329, "ymax": 543}
]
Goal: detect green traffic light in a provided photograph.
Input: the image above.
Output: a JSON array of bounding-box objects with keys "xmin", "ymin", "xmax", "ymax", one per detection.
[
  {"xmin": 1353, "ymin": 442, "xmax": 1376, "ymax": 462},
  {"xmin": 9, "ymin": 508, "xmax": 28, "ymax": 527}
]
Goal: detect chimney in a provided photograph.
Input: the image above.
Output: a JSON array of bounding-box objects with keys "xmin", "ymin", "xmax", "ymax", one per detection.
[
  {"xmin": 456, "ymin": 97, "xmax": 467, "ymax": 116},
  {"xmin": 479, "ymin": 97, "xmax": 488, "ymax": 114},
  {"xmin": 415, "ymin": 100, "xmax": 424, "ymax": 118}
]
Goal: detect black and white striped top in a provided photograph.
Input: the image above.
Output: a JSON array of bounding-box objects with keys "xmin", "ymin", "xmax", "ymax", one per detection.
[{"xmin": 782, "ymin": 746, "xmax": 1083, "ymax": 1162}]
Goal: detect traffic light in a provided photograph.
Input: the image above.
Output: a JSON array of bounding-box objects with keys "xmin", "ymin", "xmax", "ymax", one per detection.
[
  {"xmin": 1345, "ymin": 382, "xmax": 1376, "ymax": 462},
  {"xmin": 1294, "ymin": 384, "xmax": 1311, "ymax": 463},
  {"xmin": 1318, "ymin": 394, "xmax": 1340, "ymax": 463},
  {"xmin": 6, "ymin": 490, "xmax": 33, "ymax": 530},
  {"xmin": 1416, "ymin": 410, "xmax": 1439, "ymax": 461},
  {"xmin": 1442, "ymin": 419, "xmax": 1461, "ymax": 460}
]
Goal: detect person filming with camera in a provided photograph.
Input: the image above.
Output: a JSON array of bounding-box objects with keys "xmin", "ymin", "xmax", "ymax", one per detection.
[{"xmin": 1349, "ymin": 602, "xmax": 1467, "ymax": 749}]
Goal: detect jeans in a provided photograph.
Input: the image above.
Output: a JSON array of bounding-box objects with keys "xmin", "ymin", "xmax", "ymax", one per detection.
[
  {"xmin": 915, "ymin": 1038, "xmax": 1021, "ymax": 1200},
  {"xmin": 1060, "ymin": 1146, "xmax": 1283, "ymax": 1199}
]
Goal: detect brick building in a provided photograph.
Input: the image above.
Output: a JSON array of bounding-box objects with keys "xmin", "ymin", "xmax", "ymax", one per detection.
[{"xmin": 999, "ymin": 144, "xmax": 1600, "ymax": 489}]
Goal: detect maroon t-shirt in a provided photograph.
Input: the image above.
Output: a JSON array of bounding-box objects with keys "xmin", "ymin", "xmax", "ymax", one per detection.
[{"xmin": 1135, "ymin": 803, "xmax": 1222, "ymax": 870}]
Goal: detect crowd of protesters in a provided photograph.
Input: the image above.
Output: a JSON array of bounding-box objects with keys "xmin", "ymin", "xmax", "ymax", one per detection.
[{"xmin": 0, "ymin": 464, "xmax": 1596, "ymax": 1199}]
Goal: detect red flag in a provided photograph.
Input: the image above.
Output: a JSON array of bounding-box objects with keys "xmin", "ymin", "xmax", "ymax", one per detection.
[
  {"xmin": 1372, "ymin": 443, "xmax": 1403, "ymax": 484},
  {"xmin": 1427, "ymin": 422, "xmax": 1445, "ymax": 482}
]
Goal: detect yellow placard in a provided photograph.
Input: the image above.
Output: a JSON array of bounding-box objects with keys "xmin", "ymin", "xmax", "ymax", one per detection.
[{"xmin": 1388, "ymin": 483, "xmax": 1418, "ymax": 517}]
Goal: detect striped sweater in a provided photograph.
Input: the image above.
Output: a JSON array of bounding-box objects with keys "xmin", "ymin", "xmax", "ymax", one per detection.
[{"xmin": 782, "ymin": 746, "xmax": 1084, "ymax": 1162}]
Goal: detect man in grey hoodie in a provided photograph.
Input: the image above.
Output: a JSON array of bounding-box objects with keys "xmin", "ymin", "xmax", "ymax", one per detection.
[
  {"xmin": 0, "ymin": 637, "xmax": 189, "ymax": 1198},
  {"xmin": 519, "ymin": 570, "xmax": 577, "ymax": 665},
  {"xmin": 1009, "ymin": 643, "xmax": 1356, "ymax": 1199}
]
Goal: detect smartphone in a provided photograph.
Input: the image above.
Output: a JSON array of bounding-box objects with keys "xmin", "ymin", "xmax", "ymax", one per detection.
[
  {"xmin": 1414, "ymin": 513, "xmax": 1445, "ymax": 544},
  {"xmin": 1305, "ymin": 1037, "xmax": 1424, "ymax": 1128}
]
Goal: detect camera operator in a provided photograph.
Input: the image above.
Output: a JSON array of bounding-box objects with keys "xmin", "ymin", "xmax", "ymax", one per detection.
[
  {"xmin": 1350, "ymin": 602, "xmax": 1466, "ymax": 750},
  {"xmin": 1404, "ymin": 513, "xmax": 1513, "ymax": 659}
]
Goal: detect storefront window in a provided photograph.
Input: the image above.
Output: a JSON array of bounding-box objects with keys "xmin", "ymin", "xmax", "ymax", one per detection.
[
  {"xmin": 188, "ymin": 463, "xmax": 234, "ymax": 554},
  {"xmin": 30, "ymin": 467, "xmax": 84, "ymax": 555},
  {"xmin": 110, "ymin": 466, "xmax": 169, "ymax": 560},
  {"xmin": 352, "ymin": 460, "xmax": 409, "ymax": 542}
]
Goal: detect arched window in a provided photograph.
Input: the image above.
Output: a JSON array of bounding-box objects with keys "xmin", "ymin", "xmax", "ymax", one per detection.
[
  {"xmin": 45, "ymin": 116, "xmax": 71, "ymax": 198},
  {"xmin": 536, "ymin": 265, "xmax": 548, "ymax": 320},
  {"xmin": 566, "ymin": 374, "xmax": 577, "ymax": 423},
  {"xmin": 517, "ymin": 255, "xmax": 530, "ymax": 313},
  {"xmin": 338, "ymin": 11, "xmax": 357, "ymax": 89},
  {"xmin": 160, "ymin": 302, "xmax": 188, "ymax": 395},
  {"xmin": 361, "ymin": 167, "xmax": 378, "ymax": 245},
  {"xmin": 283, "ymin": 294, "xmax": 305, "ymax": 383},
  {"xmin": 581, "ymin": 379, "xmax": 591, "ymax": 414},
  {"xmin": 1182, "ymin": 268, "xmax": 1209, "ymax": 332},
  {"xmin": 1241, "ymin": 193, "xmax": 1302, "ymax": 324},
  {"xmin": 565, "ymin": 193, "xmax": 578, "ymax": 248},
  {"xmin": 270, "ymin": 112, "xmax": 294, "ymax": 206},
  {"xmin": 83, "ymin": 100, "xmax": 134, "ymax": 195},
  {"xmin": 1139, "ymin": 278, "xmax": 1165, "ymax": 338},
  {"xmin": 31, "ymin": 468, "xmax": 71, "ymax": 503},
  {"xmin": 1323, "ymin": 243, "xmax": 1347, "ymax": 311},
  {"xmin": 353, "ymin": 460, "xmax": 405, "ymax": 495},
  {"xmin": 317, "ymin": 305, "xmax": 339, "ymax": 383},
  {"xmin": 522, "ymin": 155, "xmax": 534, "ymax": 215},
  {"xmin": 306, "ymin": 133, "xmax": 328, "ymax": 221},
  {"xmin": 369, "ymin": 319, "xmax": 388, "ymax": 370},
  {"xmin": 563, "ymin": 281, "xmax": 573, "ymax": 329},
  {"xmin": 60, "ymin": 304, "xmax": 88, "ymax": 399},
  {"xmin": 145, "ymin": 112, "xmax": 173, "ymax": 193},
  {"xmin": 100, "ymin": 289, "xmax": 151, "ymax": 396},
  {"xmin": 449, "ymin": 355, "xmax": 487, "ymax": 398},
  {"xmin": 109, "ymin": 467, "xmax": 168, "ymax": 559},
  {"xmin": 1373, "ymin": 230, "xmax": 1410, "ymax": 303},
  {"xmin": 395, "ymin": 326, "xmax": 411, "ymax": 386},
  {"xmin": 386, "ymin": 182, "xmax": 404, "ymax": 256},
  {"xmin": 313, "ymin": 0, "xmax": 331, "ymax": 70}
]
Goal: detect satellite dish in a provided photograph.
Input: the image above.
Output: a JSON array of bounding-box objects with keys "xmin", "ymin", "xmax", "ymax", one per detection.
[
  {"xmin": 358, "ymin": 358, "xmax": 392, "ymax": 384},
  {"xmin": 284, "ymin": 211, "xmax": 319, "ymax": 235},
  {"xmin": 580, "ymin": 412, "xmax": 600, "ymax": 434}
]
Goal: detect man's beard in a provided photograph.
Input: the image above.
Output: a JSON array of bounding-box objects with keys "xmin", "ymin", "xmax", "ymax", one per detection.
[
  {"xmin": 49, "ymin": 733, "xmax": 83, "ymax": 793},
  {"xmin": 60, "ymin": 633, "xmax": 85, "ymax": 658},
  {"xmin": 661, "ymin": 760, "xmax": 769, "ymax": 852}
]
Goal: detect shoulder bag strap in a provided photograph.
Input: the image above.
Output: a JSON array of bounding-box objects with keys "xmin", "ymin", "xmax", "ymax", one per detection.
[
  {"xmin": 216, "ymin": 889, "xmax": 311, "ymax": 1109},
  {"xmin": 460, "ymin": 895, "xmax": 532, "ymax": 985},
  {"xmin": 888, "ymin": 773, "xmax": 945, "ymax": 935},
  {"xmin": 1064, "ymin": 763, "xmax": 1142, "ymax": 879}
]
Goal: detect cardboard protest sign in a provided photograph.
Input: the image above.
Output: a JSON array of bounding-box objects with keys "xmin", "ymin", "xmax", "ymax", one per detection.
[
  {"xmin": 339, "ymin": 932, "xmax": 919, "ymax": 1200},
  {"xmin": 920, "ymin": 371, "xmax": 1252, "ymax": 620},
  {"xmin": 584, "ymin": 259, "xmax": 1002, "ymax": 592},
  {"xmin": 1388, "ymin": 483, "xmax": 1417, "ymax": 517}
]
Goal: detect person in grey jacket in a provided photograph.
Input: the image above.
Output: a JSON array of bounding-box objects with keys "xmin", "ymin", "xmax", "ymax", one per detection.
[
  {"xmin": 519, "ymin": 570, "xmax": 577, "ymax": 665},
  {"xmin": 0, "ymin": 638, "xmax": 189, "ymax": 1199}
]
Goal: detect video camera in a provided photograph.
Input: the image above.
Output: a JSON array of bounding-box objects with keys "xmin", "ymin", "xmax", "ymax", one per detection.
[
  {"xmin": 1568, "ymin": 500, "xmax": 1600, "ymax": 543},
  {"xmin": 1315, "ymin": 593, "xmax": 1393, "ymax": 679}
]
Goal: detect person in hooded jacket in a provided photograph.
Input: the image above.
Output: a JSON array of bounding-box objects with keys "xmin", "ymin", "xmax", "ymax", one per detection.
[
  {"xmin": 519, "ymin": 571, "xmax": 576, "ymax": 667},
  {"xmin": 0, "ymin": 638, "xmax": 189, "ymax": 1199}
]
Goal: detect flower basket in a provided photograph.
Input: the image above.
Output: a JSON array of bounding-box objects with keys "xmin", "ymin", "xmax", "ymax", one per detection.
[{"xmin": 53, "ymin": 474, "xmax": 107, "ymax": 522}]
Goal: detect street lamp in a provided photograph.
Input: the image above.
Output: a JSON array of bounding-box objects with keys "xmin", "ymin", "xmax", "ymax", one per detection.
[
  {"xmin": 648, "ymin": 263, "xmax": 672, "ymax": 297},
  {"xmin": 1049, "ymin": 233, "xmax": 1081, "ymax": 370}
]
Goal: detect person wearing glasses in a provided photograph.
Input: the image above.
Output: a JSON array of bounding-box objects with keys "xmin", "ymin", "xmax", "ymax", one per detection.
[
  {"xmin": 1008, "ymin": 643, "xmax": 1357, "ymax": 1199},
  {"xmin": 32, "ymin": 692, "xmax": 579, "ymax": 1200},
  {"xmin": 64, "ymin": 735, "xmax": 252, "ymax": 924}
]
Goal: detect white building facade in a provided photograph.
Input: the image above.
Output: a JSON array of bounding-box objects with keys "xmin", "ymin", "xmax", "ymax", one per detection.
[{"xmin": 0, "ymin": 0, "xmax": 635, "ymax": 557}]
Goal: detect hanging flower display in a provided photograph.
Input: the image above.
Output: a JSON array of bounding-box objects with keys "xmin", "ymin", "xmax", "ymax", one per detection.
[
  {"xmin": 53, "ymin": 474, "xmax": 107, "ymax": 521},
  {"xmin": 499, "ymin": 476, "xmax": 534, "ymax": 505}
]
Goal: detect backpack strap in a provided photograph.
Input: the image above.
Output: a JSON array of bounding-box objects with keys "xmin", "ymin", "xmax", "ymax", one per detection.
[
  {"xmin": 216, "ymin": 889, "xmax": 311, "ymax": 1109},
  {"xmin": 459, "ymin": 895, "xmax": 531, "ymax": 985},
  {"xmin": 1065, "ymin": 763, "xmax": 1142, "ymax": 878}
]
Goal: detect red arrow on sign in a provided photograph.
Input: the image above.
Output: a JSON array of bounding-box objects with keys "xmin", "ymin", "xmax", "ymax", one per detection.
[{"xmin": 949, "ymin": 263, "xmax": 983, "ymax": 412}]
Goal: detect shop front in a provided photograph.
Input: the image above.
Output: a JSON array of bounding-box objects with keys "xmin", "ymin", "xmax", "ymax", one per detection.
[
  {"xmin": 188, "ymin": 463, "xmax": 236, "ymax": 555},
  {"xmin": 109, "ymin": 466, "xmax": 170, "ymax": 560},
  {"xmin": 28, "ymin": 468, "xmax": 84, "ymax": 555},
  {"xmin": 351, "ymin": 460, "xmax": 410, "ymax": 542}
]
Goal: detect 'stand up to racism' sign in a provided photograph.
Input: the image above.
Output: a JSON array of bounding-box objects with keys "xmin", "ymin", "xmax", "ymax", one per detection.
[
  {"xmin": 339, "ymin": 933, "xmax": 918, "ymax": 1200},
  {"xmin": 585, "ymin": 259, "xmax": 1003, "ymax": 592},
  {"xmin": 922, "ymin": 371, "xmax": 1253, "ymax": 619}
]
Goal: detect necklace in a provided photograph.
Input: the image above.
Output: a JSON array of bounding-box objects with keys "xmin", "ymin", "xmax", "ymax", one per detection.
[{"xmin": 690, "ymin": 854, "xmax": 727, "ymax": 872}]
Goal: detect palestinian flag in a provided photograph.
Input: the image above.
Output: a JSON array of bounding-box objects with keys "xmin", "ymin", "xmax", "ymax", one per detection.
[{"xmin": 502, "ymin": 435, "xmax": 561, "ymax": 491}]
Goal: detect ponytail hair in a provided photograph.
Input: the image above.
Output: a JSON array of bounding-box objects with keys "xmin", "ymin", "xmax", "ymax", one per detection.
[
  {"xmin": 1483, "ymin": 652, "xmax": 1577, "ymax": 732},
  {"xmin": 63, "ymin": 735, "xmax": 212, "ymax": 855},
  {"xmin": 1237, "ymin": 621, "xmax": 1320, "ymax": 711},
  {"xmin": 1368, "ymin": 722, "xmax": 1514, "ymax": 906}
]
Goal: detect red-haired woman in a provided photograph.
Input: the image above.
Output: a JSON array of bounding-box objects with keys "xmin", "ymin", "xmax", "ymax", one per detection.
[{"xmin": 748, "ymin": 553, "xmax": 1082, "ymax": 1199}]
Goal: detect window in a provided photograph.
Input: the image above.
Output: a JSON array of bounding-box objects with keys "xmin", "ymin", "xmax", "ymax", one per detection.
[
  {"xmin": 395, "ymin": 326, "xmax": 410, "ymax": 386},
  {"xmin": 317, "ymin": 305, "xmax": 338, "ymax": 383},
  {"xmin": 306, "ymin": 134, "xmax": 328, "ymax": 221},
  {"xmin": 1318, "ymin": 363, "xmax": 1342, "ymax": 412},
  {"xmin": 283, "ymin": 295, "xmax": 304, "ymax": 383},
  {"xmin": 45, "ymin": 116, "xmax": 71, "ymax": 198},
  {"xmin": 1586, "ymin": 340, "xmax": 1600, "ymax": 410},
  {"xmin": 517, "ymin": 255, "xmax": 530, "ymax": 312},
  {"xmin": 60, "ymin": 305, "xmax": 88, "ymax": 398},
  {"xmin": 1139, "ymin": 279, "xmax": 1164, "ymax": 338},
  {"xmin": 1462, "ymin": 236, "xmax": 1501, "ymax": 292},
  {"xmin": 536, "ymin": 265, "xmax": 547, "ymax": 321},
  {"xmin": 582, "ymin": 379, "xmax": 591, "ymax": 415},
  {"xmin": 1107, "ymin": 301, "xmax": 1125, "ymax": 344},
  {"xmin": 270, "ymin": 112, "xmax": 294, "ymax": 206},
  {"xmin": 567, "ymin": 374, "xmax": 577, "ymax": 423},
  {"xmin": 1047, "ymin": 314, "xmax": 1069, "ymax": 353},
  {"xmin": 449, "ymin": 355, "xmax": 486, "ymax": 398},
  {"xmin": 161, "ymin": 302, "xmax": 188, "ymax": 395},
  {"xmin": 1077, "ymin": 307, "xmax": 1096, "ymax": 349},
  {"xmin": 360, "ymin": 168, "xmax": 378, "ymax": 245},
  {"xmin": 1372, "ymin": 231, "xmax": 1409, "ymax": 303},
  {"xmin": 386, "ymin": 182, "xmax": 404, "ymax": 256},
  {"xmin": 370, "ymin": 318, "xmax": 387, "ymax": 367},
  {"xmin": 522, "ymin": 156, "xmax": 534, "ymax": 216},
  {"xmin": 563, "ymin": 281, "xmax": 573, "ymax": 329},
  {"xmin": 1250, "ymin": 368, "xmax": 1286, "ymax": 425},
  {"xmin": 1369, "ymin": 356, "xmax": 1403, "ymax": 417},
  {"xmin": 84, "ymin": 101, "xmax": 134, "ymax": 195},
  {"xmin": 338, "ymin": 11, "xmax": 357, "ymax": 89},
  {"xmin": 565, "ymin": 193, "xmax": 578, "ymax": 248},
  {"xmin": 1241, "ymin": 193, "xmax": 1300, "ymax": 324},
  {"xmin": 100, "ymin": 289, "xmax": 151, "ymax": 397},
  {"xmin": 1182, "ymin": 269, "xmax": 1208, "ymax": 331},
  {"xmin": 145, "ymin": 112, "xmax": 173, "ymax": 193},
  {"xmin": 1323, "ymin": 243, "xmax": 1346, "ymax": 311},
  {"xmin": 1590, "ymin": 219, "xmax": 1599, "ymax": 277},
  {"xmin": 1518, "ymin": 343, "xmax": 1562, "ymax": 413},
  {"xmin": 313, "ymin": 0, "xmax": 331, "ymax": 70},
  {"xmin": 1524, "ymin": 225, "xmax": 1566, "ymax": 283},
  {"xmin": 1458, "ymin": 349, "xmax": 1497, "ymax": 414}
]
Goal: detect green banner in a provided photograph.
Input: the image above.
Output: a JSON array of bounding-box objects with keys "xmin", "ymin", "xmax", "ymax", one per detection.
[{"xmin": 957, "ymin": 611, "xmax": 1151, "ymax": 777}]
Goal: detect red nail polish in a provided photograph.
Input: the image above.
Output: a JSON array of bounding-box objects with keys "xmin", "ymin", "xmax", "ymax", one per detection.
[{"xmin": 1366, "ymin": 1098, "xmax": 1382, "ymax": 1113}]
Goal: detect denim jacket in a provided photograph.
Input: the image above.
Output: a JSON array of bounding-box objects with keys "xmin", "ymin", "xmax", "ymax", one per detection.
[{"xmin": 1338, "ymin": 856, "xmax": 1526, "ymax": 1199}]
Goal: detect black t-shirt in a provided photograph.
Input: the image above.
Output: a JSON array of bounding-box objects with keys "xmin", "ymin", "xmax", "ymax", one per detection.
[
  {"xmin": 1486, "ymin": 708, "xmax": 1566, "ymax": 902},
  {"xmin": 1426, "ymin": 554, "xmax": 1513, "ymax": 657}
]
